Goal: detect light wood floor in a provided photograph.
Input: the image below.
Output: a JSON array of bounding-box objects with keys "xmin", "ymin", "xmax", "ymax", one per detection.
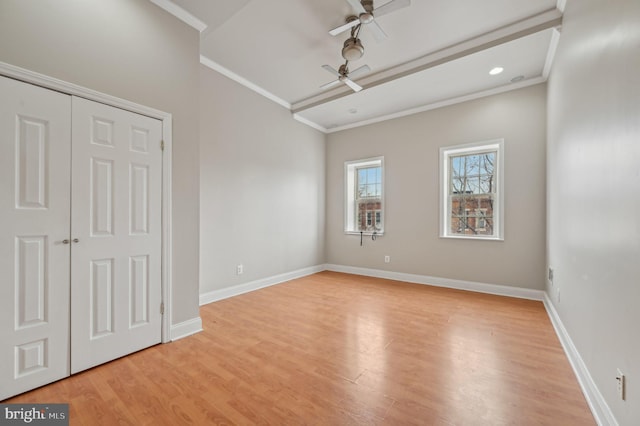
[{"xmin": 6, "ymin": 271, "xmax": 594, "ymax": 425}]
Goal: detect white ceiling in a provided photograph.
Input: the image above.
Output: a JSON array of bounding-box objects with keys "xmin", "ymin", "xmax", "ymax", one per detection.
[{"xmin": 150, "ymin": 0, "xmax": 563, "ymax": 132}]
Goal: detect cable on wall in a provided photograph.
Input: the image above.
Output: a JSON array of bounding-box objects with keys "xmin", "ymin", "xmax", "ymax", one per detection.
[{"xmin": 360, "ymin": 231, "xmax": 379, "ymax": 246}]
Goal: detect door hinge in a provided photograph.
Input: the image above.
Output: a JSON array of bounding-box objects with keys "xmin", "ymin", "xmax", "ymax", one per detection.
[
  {"xmin": 160, "ymin": 302, "xmax": 165, "ymax": 315},
  {"xmin": 161, "ymin": 140, "xmax": 165, "ymax": 151}
]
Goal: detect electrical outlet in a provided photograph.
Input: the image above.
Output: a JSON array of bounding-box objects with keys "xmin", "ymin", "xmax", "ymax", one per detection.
[
  {"xmin": 616, "ymin": 369, "xmax": 626, "ymax": 400},
  {"xmin": 548, "ymin": 267, "xmax": 554, "ymax": 284},
  {"xmin": 384, "ymin": 255, "xmax": 390, "ymax": 263},
  {"xmin": 236, "ymin": 264, "xmax": 243, "ymax": 275},
  {"xmin": 556, "ymin": 286, "xmax": 560, "ymax": 302}
]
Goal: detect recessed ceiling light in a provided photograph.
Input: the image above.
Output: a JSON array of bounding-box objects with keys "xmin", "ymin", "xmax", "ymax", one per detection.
[
  {"xmin": 510, "ymin": 75, "xmax": 525, "ymax": 83},
  {"xmin": 348, "ymin": 108, "xmax": 358, "ymax": 114},
  {"xmin": 489, "ymin": 67, "xmax": 504, "ymax": 75}
]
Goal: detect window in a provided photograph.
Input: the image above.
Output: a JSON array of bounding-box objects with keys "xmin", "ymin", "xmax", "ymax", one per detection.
[
  {"xmin": 345, "ymin": 157, "xmax": 384, "ymax": 234},
  {"xmin": 440, "ymin": 140, "xmax": 503, "ymax": 240}
]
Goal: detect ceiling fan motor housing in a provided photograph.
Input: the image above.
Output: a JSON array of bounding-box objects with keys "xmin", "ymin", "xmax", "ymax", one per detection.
[
  {"xmin": 360, "ymin": 0, "xmax": 375, "ymax": 23},
  {"xmin": 342, "ymin": 37, "xmax": 364, "ymax": 61}
]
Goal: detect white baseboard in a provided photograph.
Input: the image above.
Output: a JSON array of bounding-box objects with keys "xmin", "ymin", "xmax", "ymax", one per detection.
[
  {"xmin": 170, "ymin": 317, "xmax": 203, "ymax": 341},
  {"xmin": 199, "ymin": 264, "xmax": 325, "ymax": 306},
  {"xmin": 543, "ymin": 294, "xmax": 617, "ymax": 426},
  {"xmin": 324, "ymin": 264, "xmax": 545, "ymax": 301}
]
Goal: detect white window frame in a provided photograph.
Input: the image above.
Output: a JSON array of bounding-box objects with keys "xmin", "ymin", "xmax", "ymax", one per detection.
[
  {"xmin": 345, "ymin": 156, "xmax": 384, "ymax": 235},
  {"xmin": 440, "ymin": 139, "xmax": 504, "ymax": 240}
]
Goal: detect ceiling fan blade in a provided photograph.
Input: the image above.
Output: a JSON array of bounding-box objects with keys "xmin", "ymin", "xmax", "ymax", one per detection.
[
  {"xmin": 343, "ymin": 77, "xmax": 363, "ymax": 92},
  {"xmin": 346, "ymin": 0, "xmax": 367, "ymax": 14},
  {"xmin": 322, "ymin": 64, "xmax": 341, "ymax": 77},
  {"xmin": 329, "ymin": 19, "xmax": 359, "ymax": 36},
  {"xmin": 374, "ymin": 0, "xmax": 411, "ymax": 18},
  {"xmin": 320, "ymin": 79, "xmax": 342, "ymax": 90},
  {"xmin": 348, "ymin": 64, "xmax": 371, "ymax": 79},
  {"xmin": 367, "ymin": 20, "xmax": 387, "ymax": 41}
]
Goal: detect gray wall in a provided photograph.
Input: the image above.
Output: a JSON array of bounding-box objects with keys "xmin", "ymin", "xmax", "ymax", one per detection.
[
  {"xmin": 0, "ymin": 0, "xmax": 201, "ymax": 324},
  {"xmin": 547, "ymin": 0, "xmax": 640, "ymax": 423},
  {"xmin": 327, "ymin": 84, "xmax": 547, "ymax": 290},
  {"xmin": 199, "ymin": 65, "xmax": 325, "ymax": 295}
]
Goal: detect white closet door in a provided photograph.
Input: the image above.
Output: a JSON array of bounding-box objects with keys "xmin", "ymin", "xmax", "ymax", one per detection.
[
  {"xmin": 0, "ymin": 76, "xmax": 71, "ymax": 400},
  {"xmin": 70, "ymin": 97, "xmax": 163, "ymax": 374}
]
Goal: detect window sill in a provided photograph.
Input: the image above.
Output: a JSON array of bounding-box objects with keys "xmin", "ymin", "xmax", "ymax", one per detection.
[
  {"xmin": 345, "ymin": 231, "xmax": 385, "ymax": 237},
  {"xmin": 440, "ymin": 234, "xmax": 503, "ymax": 241}
]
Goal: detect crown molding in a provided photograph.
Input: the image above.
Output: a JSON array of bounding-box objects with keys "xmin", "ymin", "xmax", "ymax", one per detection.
[
  {"xmin": 543, "ymin": 28, "xmax": 561, "ymax": 80},
  {"xmin": 292, "ymin": 114, "xmax": 327, "ymax": 133},
  {"xmin": 149, "ymin": 0, "xmax": 207, "ymax": 32},
  {"xmin": 556, "ymin": 0, "xmax": 568, "ymax": 13},
  {"xmin": 200, "ymin": 55, "xmax": 291, "ymax": 110}
]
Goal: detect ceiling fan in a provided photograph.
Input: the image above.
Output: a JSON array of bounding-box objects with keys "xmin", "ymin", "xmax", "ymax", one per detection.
[
  {"xmin": 321, "ymin": 62, "xmax": 371, "ymax": 92},
  {"xmin": 329, "ymin": 0, "xmax": 411, "ymax": 41}
]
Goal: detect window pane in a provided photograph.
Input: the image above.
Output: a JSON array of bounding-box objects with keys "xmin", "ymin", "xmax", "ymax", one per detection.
[
  {"xmin": 465, "ymin": 197, "xmax": 478, "ymax": 210},
  {"xmin": 357, "ymin": 199, "xmax": 382, "ymax": 231},
  {"xmin": 451, "ymin": 157, "xmax": 462, "ymax": 177},
  {"xmin": 482, "ymin": 218, "xmax": 494, "ymax": 235},
  {"xmin": 480, "ymin": 175, "xmax": 493, "ymax": 193},
  {"xmin": 358, "ymin": 168, "xmax": 367, "ymax": 184},
  {"xmin": 367, "ymin": 168, "xmax": 376, "ymax": 183},
  {"xmin": 347, "ymin": 158, "xmax": 384, "ymax": 234},
  {"xmin": 358, "ymin": 183, "xmax": 365, "ymax": 197},
  {"xmin": 448, "ymin": 194, "xmax": 494, "ymax": 236},
  {"xmin": 451, "ymin": 178, "xmax": 464, "ymax": 194},
  {"xmin": 466, "ymin": 155, "xmax": 480, "ymax": 175},
  {"xmin": 356, "ymin": 166, "xmax": 382, "ymax": 199},
  {"xmin": 467, "ymin": 178, "xmax": 480, "ymax": 194},
  {"xmin": 481, "ymin": 153, "xmax": 495, "ymax": 175}
]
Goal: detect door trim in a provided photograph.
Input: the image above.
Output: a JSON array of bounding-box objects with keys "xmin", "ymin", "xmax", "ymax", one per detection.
[{"xmin": 0, "ymin": 61, "xmax": 173, "ymax": 343}]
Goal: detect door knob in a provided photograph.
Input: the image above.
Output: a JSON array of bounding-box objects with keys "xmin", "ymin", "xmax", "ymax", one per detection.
[
  {"xmin": 73, "ymin": 238, "xmax": 79, "ymax": 243},
  {"xmin": 62, "ymin": 239, "xmax": 70, "ymax": 244}
]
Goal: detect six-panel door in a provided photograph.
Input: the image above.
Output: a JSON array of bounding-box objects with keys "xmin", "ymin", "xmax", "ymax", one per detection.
[
  {"xmin": 0, "ymin": 75, "xmax": 164, "ymax": 399},
  {"xmin": 70, "ymin": 97, "xmax": 163, "ymax": 374},
  {"xmin": 0, "ymin": 76, "xmax": 72, "ymax": 400}
]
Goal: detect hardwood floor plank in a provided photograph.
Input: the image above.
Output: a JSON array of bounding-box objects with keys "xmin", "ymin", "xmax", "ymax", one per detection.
[{"xmin": 4, "ymin": 272, "xmax": 594, "ymax": 425}]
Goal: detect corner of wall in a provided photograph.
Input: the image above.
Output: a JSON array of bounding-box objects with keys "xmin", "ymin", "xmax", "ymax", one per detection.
[{"xmin": 170, "ymin": 316, "xmax": 203, "ymax": 341}]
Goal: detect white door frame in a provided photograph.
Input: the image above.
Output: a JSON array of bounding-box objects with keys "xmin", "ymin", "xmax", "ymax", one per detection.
[{"xmin": 0, "ymin": 61, "xmax": 173, "ymax": 343}]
